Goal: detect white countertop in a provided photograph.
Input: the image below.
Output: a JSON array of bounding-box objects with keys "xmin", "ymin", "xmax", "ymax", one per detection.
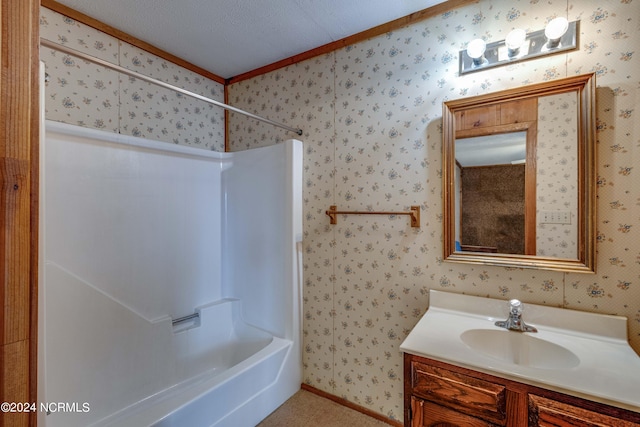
[{"xmin": 400, "ymin": 290, "xmax": 640, "ymax": 412}]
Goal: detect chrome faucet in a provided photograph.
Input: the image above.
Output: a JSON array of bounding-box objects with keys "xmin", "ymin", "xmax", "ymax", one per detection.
[{"xmin": 495, "ymin": 299, "xmax": 538, "ymax": 333}]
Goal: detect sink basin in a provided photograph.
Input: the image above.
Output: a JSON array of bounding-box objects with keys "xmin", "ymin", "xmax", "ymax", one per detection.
[{"xmin": 460, "ymin": 329, "xmax": 580, "ymax": 369}]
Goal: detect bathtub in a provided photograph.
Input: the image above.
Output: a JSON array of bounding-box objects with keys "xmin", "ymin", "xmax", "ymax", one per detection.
[
  {"xmin": 95, "ymin": 299, "xmax": 298, "ymax": 427},
  {"xmin": 39, "ymin": 121, "xmax": 303, "ymax": 427}
]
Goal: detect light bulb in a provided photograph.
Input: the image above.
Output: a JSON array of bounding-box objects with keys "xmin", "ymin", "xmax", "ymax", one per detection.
[
  {"xmin": 545, "ymin": 17, "xmax": 569, "ymax": 48},
  {"xmin": 505, "ymin": 29, "xmax": 526, "ymax": 56},
  {"xmin": 467, "ymin": 38, "xmax": 486, "ymax": 66}
]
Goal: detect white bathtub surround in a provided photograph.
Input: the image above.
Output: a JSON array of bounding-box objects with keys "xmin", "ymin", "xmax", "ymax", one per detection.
[{"xmin": 39, "ymin": 121, "xmax": 303, "ymax": 426}]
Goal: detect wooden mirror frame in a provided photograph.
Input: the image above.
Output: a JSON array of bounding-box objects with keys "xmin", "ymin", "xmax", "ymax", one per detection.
[{"xmin": 442, "ymin": 73, "xmax": 596, "ymax": 273}]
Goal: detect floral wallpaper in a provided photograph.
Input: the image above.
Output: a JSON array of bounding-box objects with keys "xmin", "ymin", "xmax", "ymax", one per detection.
[
  {"xmin": 228, "ymin": 0, "xmax": 640, "ymax": 421},
  {"xmin": 39, "ymin": 7, "xmax": 226, "ymax": 151},
  {"xmin": 37, "ymin": 0, "xmax": 640, "ymax": 423},
  {"xmin": 537, "ymin": 91, "xmax": 578, "ymax": 258}
]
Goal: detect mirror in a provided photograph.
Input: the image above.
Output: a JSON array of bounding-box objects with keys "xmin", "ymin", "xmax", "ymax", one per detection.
[{"xmin": 443, "ymin": 74, "xmax": 596, "ymax": 272}]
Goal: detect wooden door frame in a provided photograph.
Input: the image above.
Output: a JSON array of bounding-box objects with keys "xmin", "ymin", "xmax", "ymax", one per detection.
[{"xmin": 1, "ymin": 0, "xmax": 40, "ymax": 426}]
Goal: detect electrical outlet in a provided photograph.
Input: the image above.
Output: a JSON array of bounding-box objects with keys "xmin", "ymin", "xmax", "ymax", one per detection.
[{"xmin": 540, "ymin": 211, "xmax": 571, "ymax": 224}]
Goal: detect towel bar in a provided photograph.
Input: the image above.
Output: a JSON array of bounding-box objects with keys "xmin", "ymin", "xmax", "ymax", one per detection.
[{"xmin": 326, "ymin": 205, "xmax": 420, "ymax": 228}]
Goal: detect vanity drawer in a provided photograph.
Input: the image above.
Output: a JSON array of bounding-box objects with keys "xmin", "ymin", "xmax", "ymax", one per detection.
[
  {"xmin": 411, "ymin": 397, "xmax": 499, "ymax": 427},
  {"xmin": 529, "ymin": 395, "xmax": 640, "ymax": 427},
  {"xmin": 411, "ymin": 361, "xmax": 507, "ymax": 425}
]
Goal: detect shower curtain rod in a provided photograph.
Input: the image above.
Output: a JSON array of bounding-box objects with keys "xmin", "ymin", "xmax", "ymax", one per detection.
[{"xmin": 40, "ymin": 38, "xmax": 304, "ymax": 136}]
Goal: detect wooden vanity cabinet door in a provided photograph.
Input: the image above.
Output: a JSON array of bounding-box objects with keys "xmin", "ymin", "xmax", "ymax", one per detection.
[
  {"xmin": 528, "ymin": 395, "xmax": 640, "ymax": 427},
  {"xmin": 411, "ymin": 396, "xmax": 500, "ymax": 427}
]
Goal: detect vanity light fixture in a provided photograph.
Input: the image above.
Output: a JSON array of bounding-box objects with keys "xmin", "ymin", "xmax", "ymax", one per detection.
[
  {"xmin": 505, "ymin": 28, "xmax": 527, "ymax": 57},
  {"xmin": 466, "ymin": 38, "xmax": 487, "ymax": 66},
  {"xmin": 544, "ymin": 17, "xmax": 569, "ymax": 49},
  {"xmin": 459, "ymin": 19, "xmax": 578, "ymax": 75}
]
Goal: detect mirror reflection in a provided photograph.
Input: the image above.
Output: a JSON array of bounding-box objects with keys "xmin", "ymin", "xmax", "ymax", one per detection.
[
  {"xmin": 455, "ymin": 131, "xmax": 528, "ymax": 255},
  {"xmin": 443, "ymin": 74, "xmax": 596, "ymax": 273}
]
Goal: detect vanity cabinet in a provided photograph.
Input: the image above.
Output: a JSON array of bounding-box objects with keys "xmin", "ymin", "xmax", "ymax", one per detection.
[{"xmin": 404, "ymin": 353, "xmax": 640, "ymax": 427}]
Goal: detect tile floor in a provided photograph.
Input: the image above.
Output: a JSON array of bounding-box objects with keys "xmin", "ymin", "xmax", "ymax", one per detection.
[{"xmin": 257, "ymin": 389, "xmax": 393, "ymax": 427}]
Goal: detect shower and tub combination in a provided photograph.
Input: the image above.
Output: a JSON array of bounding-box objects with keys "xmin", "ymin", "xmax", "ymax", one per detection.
[{"xmin": 38, "ymin": 116, "xmax": 303, "ymax": 425}]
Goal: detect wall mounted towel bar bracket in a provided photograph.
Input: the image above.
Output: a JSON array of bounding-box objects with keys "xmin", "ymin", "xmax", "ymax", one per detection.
[{"xmin": 326, "ymin": 205, "xmax": 420, "ymax": 228}]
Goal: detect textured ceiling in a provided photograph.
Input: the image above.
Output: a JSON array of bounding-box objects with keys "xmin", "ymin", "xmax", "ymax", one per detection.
[
  {"xmin": 456, "ymin": 132, "xmax": 528, "ymax": 167},
  {"xmin": 53, "ymin": 0, "xmax": 447, "ymax": 79}
]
